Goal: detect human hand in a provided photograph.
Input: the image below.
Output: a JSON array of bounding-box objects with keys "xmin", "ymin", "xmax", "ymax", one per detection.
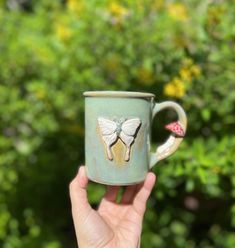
[{"xmin": 69, "ymin": 166, "xmax": 156, "ymax": 248}]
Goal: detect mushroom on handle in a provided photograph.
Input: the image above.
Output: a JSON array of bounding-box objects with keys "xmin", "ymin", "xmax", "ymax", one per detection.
[{"xmin": 165, "ymin": 121, "xmax": 185, "ymax": 137}]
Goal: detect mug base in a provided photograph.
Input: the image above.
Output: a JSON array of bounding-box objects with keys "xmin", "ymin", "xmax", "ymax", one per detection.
[{"xmin": 87, "ymin": 175, "xmax": 145, "ymax": 186}]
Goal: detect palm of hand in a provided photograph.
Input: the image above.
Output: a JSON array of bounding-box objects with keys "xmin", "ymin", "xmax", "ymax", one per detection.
[{"xmin": 70, "ymin": 166, "xmax": 156, "ymax": 248}]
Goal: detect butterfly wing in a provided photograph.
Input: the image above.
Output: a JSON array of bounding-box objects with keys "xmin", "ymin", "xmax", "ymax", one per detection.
[
  {"xmin": 119, "ymin": 131, "xmax": 134, "ymax": 161},
  {"xmin": 119, "ymin": 131, "xmax": 134, "ymax": 146},
  {"xmin": 98, "ymin": 117, "xmax": 117, "ymax": 135},
  {"xmin": 120, "ymin": 118, "xmax": 141, "ymax": 146},
  {"xmin": 98, "ymin": 117, "xmax": 117, "ymax": 146},
  {"xmin": 120, "ymin": 118, "xmax": 141, "ymax": 162},
  {"xmin": 121, "ymin": 118, "xmax": 141, "ymax": 136},
  {"xmin": 102, "ymin": 132, "xmax": 117, "ymax": 146}
]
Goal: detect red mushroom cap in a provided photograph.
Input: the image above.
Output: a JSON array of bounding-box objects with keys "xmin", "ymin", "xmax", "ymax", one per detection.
[{"xmin": 165, "ymin": 121, "xmax": 185, "ymax": 137}]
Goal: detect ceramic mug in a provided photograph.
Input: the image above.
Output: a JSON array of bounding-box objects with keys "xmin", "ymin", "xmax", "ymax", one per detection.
[{"xmin": 84, "ymin": 91, "xmax": 187, "ymax": 185}]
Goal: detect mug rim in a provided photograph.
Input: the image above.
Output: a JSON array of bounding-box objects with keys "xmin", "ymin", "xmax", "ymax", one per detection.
[{"xmin": 83, "ymin": 91, "xmax": 155, "ymax": 98}]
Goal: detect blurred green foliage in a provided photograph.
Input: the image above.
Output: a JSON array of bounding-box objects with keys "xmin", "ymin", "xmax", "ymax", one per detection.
[{"xmin": 0, "ymin": 0, "xmax": 235, "ymax": 247}]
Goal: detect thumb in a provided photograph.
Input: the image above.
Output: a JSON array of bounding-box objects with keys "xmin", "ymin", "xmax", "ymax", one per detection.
[
  {"xmin": 69, "ymin": 166, "xmax": 112, "ymax": 248},
  {"xmin": 69, "ymin": 166, "xmax": 92, "ymax": 223}
]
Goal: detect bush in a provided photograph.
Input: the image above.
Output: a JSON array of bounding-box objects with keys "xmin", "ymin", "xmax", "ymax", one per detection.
[{"xmin": 0, "ymin": 0, "xmax": 235, "ymax": 247}]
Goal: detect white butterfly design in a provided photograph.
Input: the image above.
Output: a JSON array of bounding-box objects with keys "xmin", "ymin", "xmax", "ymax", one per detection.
[{"xmin": 98, "ymin": 117, "xmax": 141, "ymax": 161}]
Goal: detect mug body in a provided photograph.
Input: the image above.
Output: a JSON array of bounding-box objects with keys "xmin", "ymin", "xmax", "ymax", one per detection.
[{"xmin": 84, "ymin": 91, "xmax": 154, "ymax": 185}]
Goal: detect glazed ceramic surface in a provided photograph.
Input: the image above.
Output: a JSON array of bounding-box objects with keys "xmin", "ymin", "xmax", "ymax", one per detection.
[{"xmin": 84, "ymin": 91, "xmax": 187, "ymax": 185}]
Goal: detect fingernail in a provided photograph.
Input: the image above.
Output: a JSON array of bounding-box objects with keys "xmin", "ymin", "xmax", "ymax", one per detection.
[
  {"xmin": 77, "ymin": 165, "xmax": 84, "ymax": 174},
  {"xmin": 79, "ymin": 166, "xmax": 86, "ymax": 178},
  {"xmin": 78, "ymin": 166, "xmax": 88, "ymax": 188}
]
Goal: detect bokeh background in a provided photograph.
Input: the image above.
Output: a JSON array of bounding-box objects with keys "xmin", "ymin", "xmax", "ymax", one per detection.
[{"xmin": 1, "ymin": 0, "xmax": 235, "ymax": 247}]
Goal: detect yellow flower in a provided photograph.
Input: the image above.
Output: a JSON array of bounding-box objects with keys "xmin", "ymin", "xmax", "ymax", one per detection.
[
  {"xmin": 179, "ymin": 68, "xmax": 192, "ymax": 82},
  {"xmin": 55, "ymin": 24, "xmax": 72, "ymax": 41},
  {"xmin": 191, "ymin": 65, "xmax": 201, "ymax": 77},
  {"xmin": 108, "ymin": 2, "xmax": 129, "ymax": 25},
  {"xmin": 136, "ymin": 67, "xmax": 154, "ymax": 86},
  {"xmin": 164, "ymin": 78, "xmax": 185, "ymax": 98},
  {"xmin": 167, "ymin": 3, "xmax": 188, "ymax": 22},
  {"xmin": 67, "ymin": 0, "xmax": 84, "ymax": 14},
  {"xmin": 109, "ymin": 2, "xmax": 129, "ymax": 17}
]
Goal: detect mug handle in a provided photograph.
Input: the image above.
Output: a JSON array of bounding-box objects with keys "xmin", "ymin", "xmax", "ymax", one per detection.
[{"xmin": 150, "ymin": 101, "xmax": 187, "ymax": 168}]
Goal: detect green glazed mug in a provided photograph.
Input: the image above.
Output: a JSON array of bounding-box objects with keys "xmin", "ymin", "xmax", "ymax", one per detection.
[{"xmin": 84, "ymin": 91, "xmax": 187, "ymax": 185}]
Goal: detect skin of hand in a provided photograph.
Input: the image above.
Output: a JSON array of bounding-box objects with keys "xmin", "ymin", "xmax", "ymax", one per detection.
[{"xmin": 69, "ymin": 166, "xmax": 156, "ymax": 248}]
